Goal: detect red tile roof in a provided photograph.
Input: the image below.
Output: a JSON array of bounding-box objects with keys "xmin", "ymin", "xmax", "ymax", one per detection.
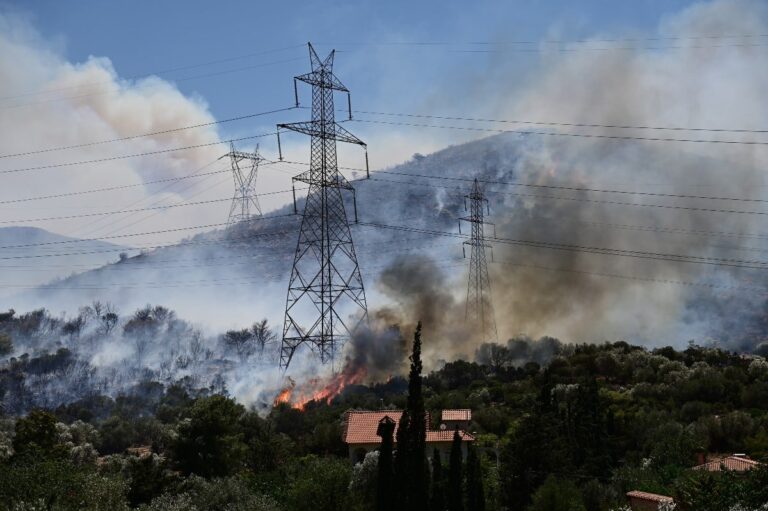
[
  {"xmin": 426, "ymin": 430, "xmax": 475, "ymax": 442},
  {"xmin": 344, "ymin": 411, "xmax": 403, "ymax": 444},
  {"xmin": 442, "ymin": 409, "xmax": 472, "ymax": 421},
  {"xmin": 693, "ymin": 455, "xmax": 760, "ymax": 472},
  {"xmin": 343, "ymin": 410, "xmax": 474, "ymax": 445},
  {"xmin": 626, "ymin": 490, "xmax": 674, "ymax": 503}
]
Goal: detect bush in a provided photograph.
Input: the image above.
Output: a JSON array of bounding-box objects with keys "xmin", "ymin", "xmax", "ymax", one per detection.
[{"xmin": 281, "ymin": 455, "xmax": 352, "ymax": 511}]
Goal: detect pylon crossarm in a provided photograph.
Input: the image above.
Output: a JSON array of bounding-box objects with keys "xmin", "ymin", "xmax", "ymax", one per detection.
[
  {"xmin": 295, "ymin": 70, "xmax": 349, "ymax": 92},
  {"xmin": 277, "ymin": 121, "xmax": 365, "ymax": 146}
]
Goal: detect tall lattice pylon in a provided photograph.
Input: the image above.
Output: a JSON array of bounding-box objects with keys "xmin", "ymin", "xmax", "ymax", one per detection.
[
  {"xmin": 276, "ymin": 43, "xmax": 369, "ymax": 371},
  {"xmin": 460, "ymin": 178, "xmax": 498, "ymax": 343},
  {"xmin": 220, "ymin": 142, "xmax": 265, "ymax": 226}
]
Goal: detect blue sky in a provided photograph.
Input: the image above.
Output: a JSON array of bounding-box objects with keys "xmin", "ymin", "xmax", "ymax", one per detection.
[{"xmin": 5, "ymin": 0, "xmax": 702, "ymax": 136}]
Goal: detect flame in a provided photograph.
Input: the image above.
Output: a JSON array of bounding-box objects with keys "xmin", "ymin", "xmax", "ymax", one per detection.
[
  {"xmin": 274, "ymin": 377, "xmax": 296, "ymax": 406},
  {"xmin": 273, "ymin": 366, "xmax": 367, "ymax": 411}
]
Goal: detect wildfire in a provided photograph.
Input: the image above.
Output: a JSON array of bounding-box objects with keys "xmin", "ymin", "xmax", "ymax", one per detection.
[{"xmin": 273, "ymin": 366, "xmax": 367, "ymax": 411}]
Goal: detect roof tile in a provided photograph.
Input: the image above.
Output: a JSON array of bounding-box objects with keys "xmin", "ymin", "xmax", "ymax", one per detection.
[
  {"xmin": 626, "ymin": 490, "xmax": 674, "ymax": 503},
  {"xmin": 441, "ymin": 409, "xmax": 472, "ymax": 421},
  {"xmin": 693, "ymin": 455, "xmax": 760, "ymax": 472},
  {"xmin": 344, "ymin": 410, "xmax": 474, "ymax": 445}
]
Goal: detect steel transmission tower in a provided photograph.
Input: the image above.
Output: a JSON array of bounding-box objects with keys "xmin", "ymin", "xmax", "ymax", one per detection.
[
  {"xmin": 460, "ymin": 178, "xmax": 498, "ymax": 343},
  {"xmin": 220, "ymin": 142, "xmax": 265, "ymax": 226},
  {"xmin": 276, "ymin": 43, "xmax": 369, "ymax": 370}
]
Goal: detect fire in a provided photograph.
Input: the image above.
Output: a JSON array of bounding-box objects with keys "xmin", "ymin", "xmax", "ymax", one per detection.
[{"xmin": 273, "ymin": 366, "xmax": 367, "ymax": 411}]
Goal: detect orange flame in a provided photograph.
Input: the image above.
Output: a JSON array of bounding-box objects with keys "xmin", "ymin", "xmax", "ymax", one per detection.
[{"xmin": 273, "ymin": 366, "xmax": 367, "ymax": 411}]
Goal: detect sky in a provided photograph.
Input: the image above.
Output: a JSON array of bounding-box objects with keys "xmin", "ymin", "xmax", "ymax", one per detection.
[
  {"xmin": 0, "ymin": 0, "xmax": 757, "ymax": 251},
  {"xmin": 8, "ymin": 0, "xmax": 701, "ymax": 123}
]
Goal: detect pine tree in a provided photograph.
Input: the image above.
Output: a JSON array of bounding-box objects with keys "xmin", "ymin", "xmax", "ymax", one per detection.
[
  {"xmin": 448, "ymin": 428, "xmax": 464, "ymax": 511},
  {"xmin": 466, "ymin": 444, "xmax": 486, "ymax": 511},
  {"xmin": 430, "ymin": 448, "xmax": 447, "ymax": 511},
  {"xmin": 377, "ymin": 416, "xmax": 396, "ymax": 511}
]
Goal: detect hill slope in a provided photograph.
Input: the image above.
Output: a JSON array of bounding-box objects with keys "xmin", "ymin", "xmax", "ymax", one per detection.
[{"xmin": 9, "ymin": 132, "xmax": 768, "ymax": 351}]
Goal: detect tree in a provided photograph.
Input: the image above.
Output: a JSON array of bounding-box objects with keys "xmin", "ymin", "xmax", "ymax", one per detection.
[
  {"xmin": 252, "ymin": 319, "xmax": 277, "ymax": 356},
  {"xmin": 0, "ymin": 333, "xmax": 12, "ymax": 357},
  {"xmin": 394, "ymin": 408, "xmax": 410, "ymax": 508},
  {"xmin": 172, "ymin": 395, "xmax": 247, "ymax": 477},
  {"xmin": 13, "ymin": 409, "xmax": 66, "ymax": 459},
  {"xmin": 222, "ymin": 329, "xmax": 255, "ymax": 362},
  {"xmin": 407, "ymin": 323, "xmax": 429, "ymax": 508},
  {"xmin": 529, "ymin": 476, "xmax": 586, "ymax": 511},
  {"xmin": 377, "ymin": 416, "xmax": 396, "ymax": 511},
  {"xmin": 396, "ymin": 322, "xmax": 429, "ymax": 510},
  {"xmin": 283, "ymin": 455, "xmax": 352, "ymax": 511},
  {"xmin": 448, "ymin": 429, "xmax": 464, "ymax": 511},
  {"xmin": 62, "ymin": 314, "xmax": 86, "ymax": 339},
  {"xmin": 430, "ymin": 448, "xmax": 446, "ymax": 511},
  {"xmin": 466, "ymin": 444, "xmax": 485, "ymax": 511}
]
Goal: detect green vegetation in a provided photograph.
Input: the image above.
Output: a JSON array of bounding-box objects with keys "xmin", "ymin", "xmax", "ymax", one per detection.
[{"xmin": 1, "ymin": 333, "xmax": 768, "ymax": 510}]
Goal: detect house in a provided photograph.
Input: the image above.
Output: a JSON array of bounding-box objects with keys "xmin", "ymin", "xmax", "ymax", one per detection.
[
  {"xmin": 343, "ymin": 409, "xmax": 475, "ymax": 463},
  {"xmin": 441, "ymin": 409, "xmax": 471, "ymax": 431},
  {"xmin": 626, "ymin": 490, "xmax": 675, "ymax": 511},
  {"xmin": 692, "ymin": 453, "xmax": 760, "ymax": 472}
]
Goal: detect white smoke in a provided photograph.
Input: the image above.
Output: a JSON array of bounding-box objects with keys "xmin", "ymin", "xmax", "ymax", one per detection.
[{"xmin": 0, "ymin": 10, "xmax": 231, "ymax": 247}]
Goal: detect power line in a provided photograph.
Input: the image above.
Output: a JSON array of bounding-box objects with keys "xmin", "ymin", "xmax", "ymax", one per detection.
[
  {"xmin": 0, "ymin": 132, "xmax": 278, "ymax": 175},
  {"xmin": 279, "ymin": 160, "xmax": 768, "ymax": 215},
  {"xmin": 347, "ymin": 108, "xmax": 768, "ymax": 135},
  {"xmin": 451, "ymin": 41, "xmax": 768, "ymax": 53},
  {"xmin": 63, "ymin": 158, "xmax": 225, "ymax": 239},
  {"xmin": 1, "ymin": 56, "xmax": 306, "ymax": 110},
  {"xmin": 322, "ymin": 34, "xmax": 768, "ymax": 46},
  {"xmin": 0, "ymin": 168, "xmax": 232, "ymax": 204},
  {"xmin": 0, "ymin": 186, "xmax": 295, "ymax": 225},
  {"xmin": 352, "ymin": 118, "xmax": 768, "ymax": 146},
  {"xmin": 369, "ymin": 176, "xmax": 768, "ymax": 216},
  {"xmin": 0, "ymin": 235, "xmax": 449, "ymax": 272},
  {"xmin": 5, "ymin": 251, "xmax": 767, "ymax": 296},
  {"xmin": 0, "ymin": 106, "xmax": 296, "ymax": 159},
  {"xmin": 0, "ymin": 45, "xmax": 306, "ymax": 102},
  {"xmin": 372, "ymin": 168, "xmax": 768, "ymax": 204},
  {"xmin": 357, "ymin": 221, "xmax": 768, "ymax": 271},
  {"xmin": 0, "ymin": 217, "xmax": 297, "ymax": 260},
  {"xmin": 490, "ymin": 258, "xmax": 768, "ymax": 296}
]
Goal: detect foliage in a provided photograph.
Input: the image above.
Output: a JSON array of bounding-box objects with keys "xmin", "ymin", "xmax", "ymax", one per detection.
[
  {"xmin": 529, "ymin": 475, "xmax": 586, "ymax": 511},
  {"xmin": 466, "ymin": 444, "xmax": 486, "ymax": 511},
  {"xmin": 141, "ymin": 475, "xmax": 281, "ymax": 511},
  {"xmin": 2, "ymin": 320, "xmax": 768, "ymax": 511},
  {"xmin": 449, "ymin": 429, "xmax": 464, "ymax": 511},
  {"xmin": 280, "ymin": 455, "xmax": 352, "ymax": 511},
  {"xmin": 172, "ymin": 395, "xmax": 247, "ymax": 478}
]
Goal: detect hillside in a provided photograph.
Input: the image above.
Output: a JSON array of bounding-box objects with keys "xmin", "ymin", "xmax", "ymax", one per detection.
[
  {"xmin": 0, "ymin": 227, "xmax": 129, "ymax": 302},
  {"xmin": 10, "ymin": 132, "xmax": 768, "ymax": 352}
]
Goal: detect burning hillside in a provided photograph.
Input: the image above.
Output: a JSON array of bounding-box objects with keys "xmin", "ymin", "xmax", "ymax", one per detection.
[{"xmin": 274, "ymin": 366, "xmax": 368, "ymax": 411}]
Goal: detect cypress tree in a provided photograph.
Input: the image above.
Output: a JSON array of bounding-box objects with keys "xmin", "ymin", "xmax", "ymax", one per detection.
[
  {"xmin": 377, "ymin": 416, "xmax": 396, "ymax": 511},
  {"xmin": 394, "ymin": 409, "xmax": 411, "ymax": 508},
  {"xmin": 430, "ymin": 448, "xmax": 446, "ymax": 511},
  {"xmin": 448, "ymin": 428, "xmax": 464, "ymax": 511},
  {"xmin": 406, "ymin": 322, "xmax": 429, "ymax": 509},
  {"xmin": 466, "ymin": 444, "xmax": 486, "ymax": 511}
]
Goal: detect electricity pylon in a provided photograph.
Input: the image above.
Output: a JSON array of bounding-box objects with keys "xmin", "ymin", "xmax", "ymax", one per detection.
[
  {"xmin": 220, "ymin": 142, "xmax": 265, "ymax": 226},
  {"xmin": 460, "ymin": 178, "xmax": 498, "ymax": 343},
  {"xmin": 276, "ymin": 43, "xmax": 369, "ymax": 371}
]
